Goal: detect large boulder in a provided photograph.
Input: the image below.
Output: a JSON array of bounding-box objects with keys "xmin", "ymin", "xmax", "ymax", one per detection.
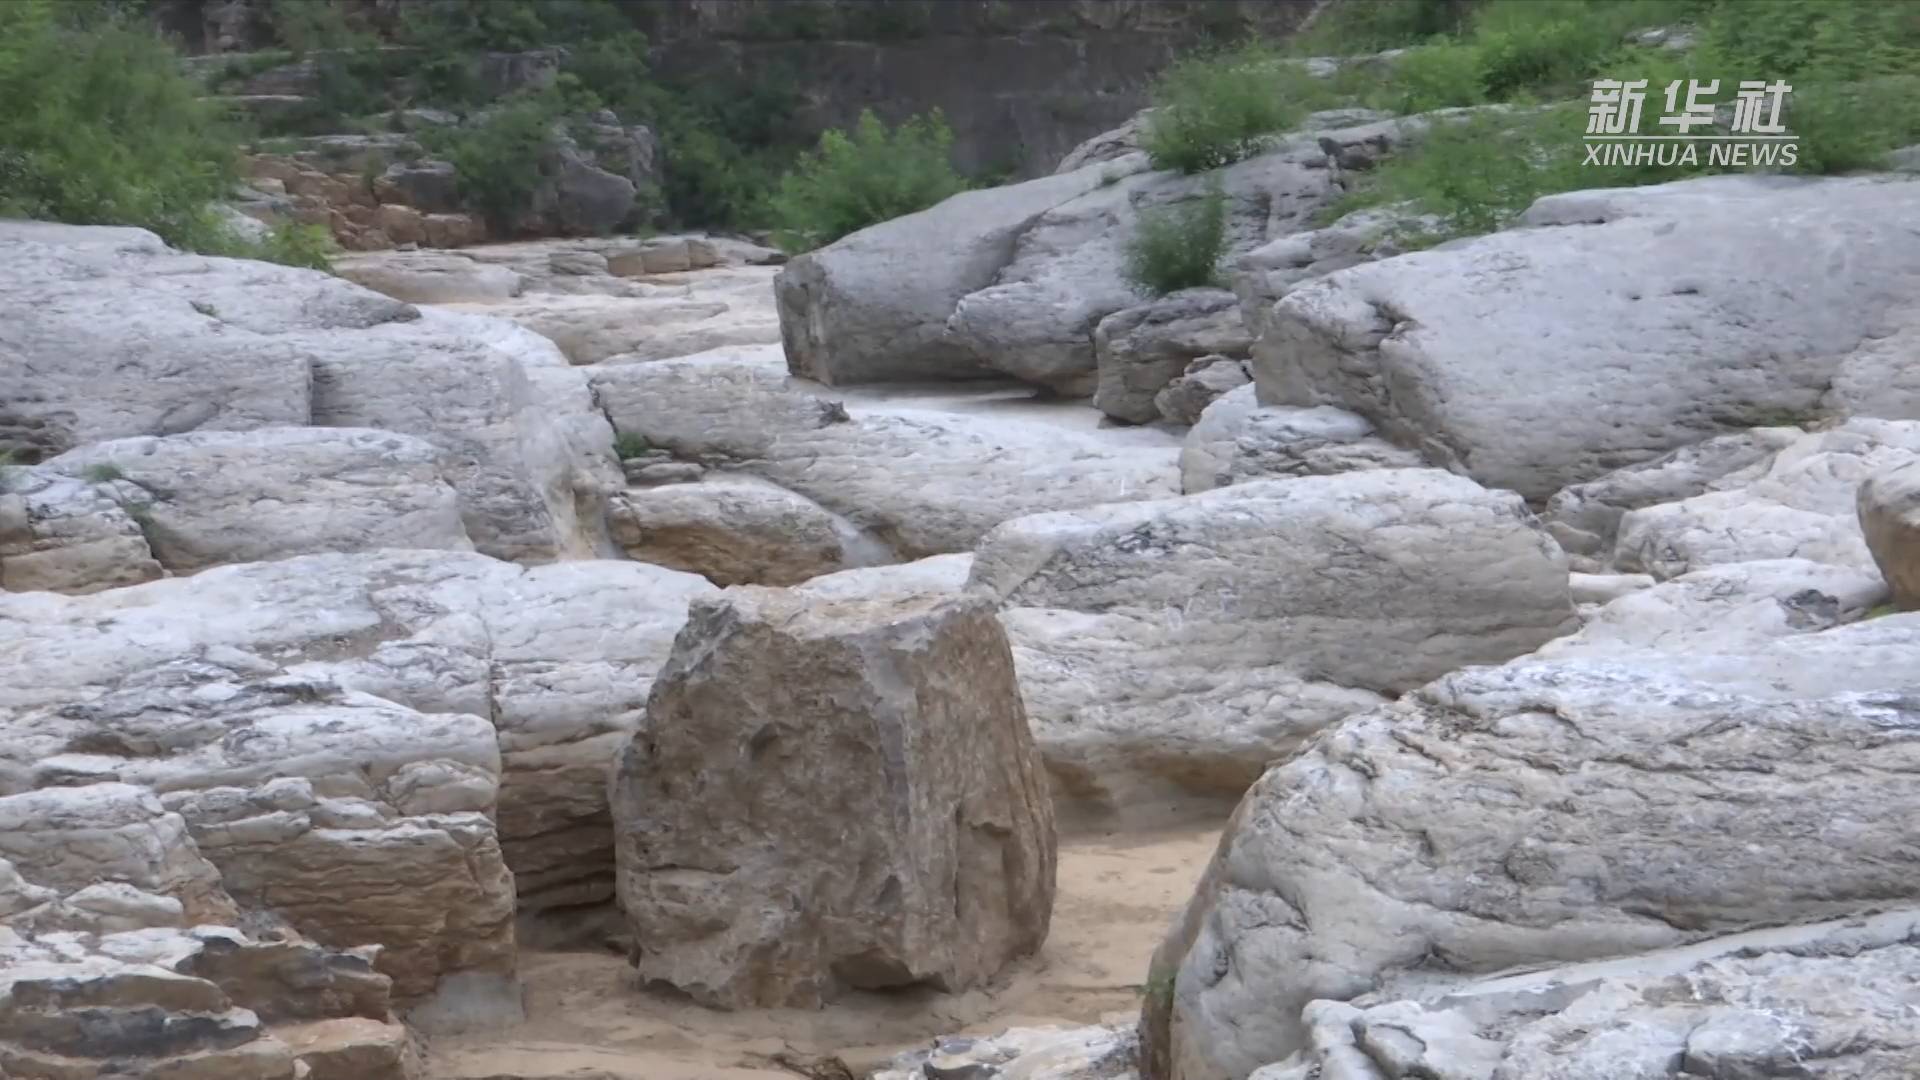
[
  {"xmin": 1142, "ymin": 613, "xmax": 1920, "ymax": 1080},
  {"xmin": 776, "ymin": 117, "xmax": 1422, "ymax": 395},
  {"xmin": 0, "ymin": 550, "xmax": 717, "ymax": 914},
  {"xmin": 612, "ymin": 588, "xmax": 1056, "ymax": 1009},
  {"xmin": 591, "ymin": 350, "xmax": 1182, "ymax": 557},
  {"xmin": 1252, "ymin": 175, "xmax": 1920, "ymax": 500},
  {"xmin": 969, "ymin": 469, "xmax": 1574, "ymax": 828},
  {"xmin": 1859, "ymin": 458, "xmax": 1920, "ymax": 608},
  {"xmin": 40, "ymin": 428, "xmax": 473, "ymax": 574}
]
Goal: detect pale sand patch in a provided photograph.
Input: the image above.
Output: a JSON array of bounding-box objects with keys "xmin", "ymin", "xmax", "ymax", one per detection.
[{"xmin": 424, "ymin": 826, "xmax": 1218, "ymax": 1079}]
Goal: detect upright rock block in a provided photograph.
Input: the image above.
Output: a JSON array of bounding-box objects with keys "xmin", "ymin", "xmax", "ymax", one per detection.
[
  {"xmin": 1860, "ymin": 459, "xmax": 1920, "ymax": 608},
  {"xmin": 612, "ymin": 588, "xmax": 1056, "ymax": 1008}
]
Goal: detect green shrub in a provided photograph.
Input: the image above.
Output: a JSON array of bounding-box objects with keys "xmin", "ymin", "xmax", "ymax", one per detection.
[
  {"xmin": 1372, "ymin": 41, "xmax": 1487, "ymax": 113},
  {"xmin": 1141, "ymin": 47, "xmax": 1298, "ymax": 173},
  {"xmin": 83, "ymin": 462, "xmax": 126, "ymax": 484},
  {"xmin": 1123, "ymin": 185, "xmax": 1228, "ymax": 296},
  {"xmin": 0, "ymin": 4, "xmax": 243, "ymax": 252},
  {"xmin": 765, "ymin": 110, "xmax": 967, "ymax": 252},
  {"xmin": 423, "ymin": 91, "xmax": 566, "ymax": 231},
  {"xmin": 612, "ymin": 432, "xmax": 652, "ymax": 460}
]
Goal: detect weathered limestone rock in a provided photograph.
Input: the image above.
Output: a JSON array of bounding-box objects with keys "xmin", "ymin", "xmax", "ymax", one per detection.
[
  {"xmin": 1093, "ymin": 289, "xmax": 1252, "ymax": 424},
  {"xmin": 1255, "ymin": 911, "xmax": 1920, "ymax": 1080},
  {"xmin": 9, "ymin": 673, "xmax": 514, "ymax": 1001},
  {"xmin": 0, "ymin": 550, "xmax": 717, "ymax": 915},
  {"xmin": 0, "ymin": 223, "xmax": 618, "ymax": 564},
  {"xmin": 333, "ymin": 251, "xmax": 525, "ymax": 304},
  {"xmin": 0, "ymin": 223, "xmax": 376, "ymax": 458},
  {"xmin": 449, "ymin": 269, "xmax": 781, "ymax": 364},
  {"xmin": 0, "ymin": 785, "xmax": 236, "ymax": 925},
  {"xmin": 1179, "ymin": 387, "xmax": 1425, "ymax": 495},
  {"xmin": 1142, "ymin": 614, "xmax": 1920, "ymax": 1080},
  {"xmin": 1612, "ymin": 419, "xmax": 1920, "ymax": 579},
  {"xmin": 607, "ymin": 478, "xmax": 890, "ymax": 586},
  {"xmin": 970, "ymin": 470, "xmax": 1574, "ymax": 827},
  {"xmin": 612, "ymin": 588, "xmax": 1056, "ymax": 1008},
  {"xmin": 308, "ymin": 312, "xmax": 619, "ymax": 562},
  {"xmin": 1153, "ymin": 356, "xmax": 1250, "ymax": 427},
  {"xmin": 1253, "ymin": 175, "xmax": 1920, "ymax": 499},
  {"xmin": 1543, "ymin": 426, "xmax": 1803, "ymax": 559},
  {"xmin": 1859, "ymin": 458, "xmax": 1920, "ymax": 608},
  {"xmin": 278, "ymin": 1017, "xmax": 417, "ymax": 1080},
  {"xmin": 776, "ymin": 115, "xmax": 1442, "ymax": 396},
  {"xmin": 42, "ymin": 428, "xmax": 473, "ymax": 573},
  {"xmin": 592, "ymin": 351, "xmax": 1181, "ymax": 557},
  {"xmin": 879, "ymin": 1024, "xmax": 1140, "ymax": 1080},
  {"xmin": 775, "ymin": 166, "xmax": 1111, "ymax": 386},
  {"xmin": 1230, "ymin": 205, "xmax": 1437, "ymax": 339},
  {"xmin": 0, "ymin": 468, "xmax": 162, "ymax": 594},
  {"xmin": 1541, "ymin": 559, "xmax": 1887, "ymax": 658}
]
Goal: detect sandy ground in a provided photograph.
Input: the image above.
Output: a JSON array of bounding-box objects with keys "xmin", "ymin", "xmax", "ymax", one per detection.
[{"xmin": 423, "ymin": 825, "xmax": 1219, "ymax": 1080}]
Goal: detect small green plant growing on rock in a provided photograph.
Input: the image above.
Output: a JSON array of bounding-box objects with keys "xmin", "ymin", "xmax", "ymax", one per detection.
[
  {"xmin": 613, "ymin": 433, "xmax": 653, "ymax": 460},
  {"xmin": 83, "ymin": 462, "xmax": 126, "ymax": 484},
  {"xmin": 1123, "ymin": 185, "xmax": 1228, "ymax": 296}
]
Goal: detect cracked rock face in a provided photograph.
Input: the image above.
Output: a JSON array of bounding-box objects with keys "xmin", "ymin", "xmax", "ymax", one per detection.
[
  {"xmin": 0, "ymin": 222, "xmax": 619, "ymax": 569},
  {"xmin": 592, "ymin": 351, "xmax": 1181, "ymax": 557},
  {"xmin": 0, "ymin": 549, "xmax": 717, "ymax": 917},
  {"xmin": 1179, "ymin": 387, "xmax": 1425, "ymax": 495},
  {"xmin": 1608, "ymin": 419, "xmax": 1920, "ymax": 580},
  {"xmin": 612, "ymin": 587, "xmax": 1056, "ymax": 1009},
  {"xmin": 1253, "ymin": 911, "xmax": 1920, "ymax": 1080},
  {"xmin": 1253, "ymin": 175, "xmax": 1920, "ymax": 501},
  {"xmin": 1140, "ymin": 613, "xmax": 1920, "ymax": 1080},
  {"xmin": 969, "ymin": 469, "xmax": 1574, "ymax": 829}
]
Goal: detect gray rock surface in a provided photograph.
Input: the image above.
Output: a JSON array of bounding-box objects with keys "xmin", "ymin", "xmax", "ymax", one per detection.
[
  {"xmin": 970, "ymin": 469, "xmax": 1574, "ymax": 828},
  {"xmin": 591, "ymin": 351, "xmax": 1181, "ymax": 557},
  {"xmin": 1252, "ymin": 175, "xmax": 1920, "ymax": 499},
  {"xmin": 1859, "ymin": 458, "xmax": 1920, "ymax": 608},
  {"xmin": 0, "ymin": 550, "xmax": 717, "ymax": 914},
  {"xmin": 612, "ymin": 588, "xmax": 1055, "ymax": 1008},
  {"xmin": 1143, "ymin": 613, "xmax": 1920, "ymax": 1080},
  {"xmin": 1180, "ymin": 388, "xmax": 1424, "ymax": 494},
  {"xmin": 1543, "ymin": 427, "xmax": 1803, "ymax": 559},
  {"xmin": 1092, "ymin": 289, "xmax": 1252, "ymax": 424},
  {"xmin": 0, "ymin": 223, "xmax": 619, "ymax": 564},
  {"xmin": 777, "ymin": 117, "xmax": 1431, "ymax": 396},
  {"xmin": 42, "ymin": 428, "xmax": 473, "ymax": 573},
  {"xmin": 1154, "ymin": 357, "xmax": 1251, "ymax": 427},
  {"xmin": 0, "ymin": 468, "xmax": 162, "ymax": 594},
  {"xmin": 1612, "ymin": 419, "xmax": 1920, "ymax": 579},
  {"xmin": 608, "ymin": 477, "xmax": 890, "ymax": 586}
]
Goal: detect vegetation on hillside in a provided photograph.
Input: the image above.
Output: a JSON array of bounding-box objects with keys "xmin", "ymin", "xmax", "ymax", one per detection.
[{"xmin": 1143, "ymin": 0, "xmax": 1920, "ymax": 244}]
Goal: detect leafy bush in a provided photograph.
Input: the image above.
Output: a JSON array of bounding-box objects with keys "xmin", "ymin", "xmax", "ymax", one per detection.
[
  {"xmin": 765, "ymin": 110, "xmax": 967, "ymax": 251},
  {"xmin": 1141, "ymin": 47, "xmax": 1298, "ymax": 173},
  {"xmin": 613, "ymin": 432, "xmax": 653, "ymax": 460},
  {"xmin": 423, "ymin": 91, "xmax": 565, "ymax": 231},
  {"xmin": 1123, "ymin": 185, "xmax": 1228, "ymax": 296},
  {"xmin": 0, "ymin": 3, "xmax": 242, "ymax": 252},
  {"xmin": 1372, "ymin": 41, "xmax": 1487, "ymax": 113},
  {"xmin": 1292, "ymin": 0, "xmax": 1470, "ymax": 54}
]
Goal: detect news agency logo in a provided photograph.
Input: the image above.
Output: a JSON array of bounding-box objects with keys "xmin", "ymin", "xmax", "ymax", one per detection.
[{"xmin": 1584, "ymin": 79, "xmax": 1798, "ymax": 168}]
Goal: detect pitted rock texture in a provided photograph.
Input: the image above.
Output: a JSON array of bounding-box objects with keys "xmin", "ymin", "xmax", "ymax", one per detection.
[{"xmin": 612, "ymin": 587, "xmax": 1055, "ymax": 1008}]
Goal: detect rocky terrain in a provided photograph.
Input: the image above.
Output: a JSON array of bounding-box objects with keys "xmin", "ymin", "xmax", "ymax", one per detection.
[{"xmin": 5, "ymin": 34, "xmax": 1920, "ymax": 1080}]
